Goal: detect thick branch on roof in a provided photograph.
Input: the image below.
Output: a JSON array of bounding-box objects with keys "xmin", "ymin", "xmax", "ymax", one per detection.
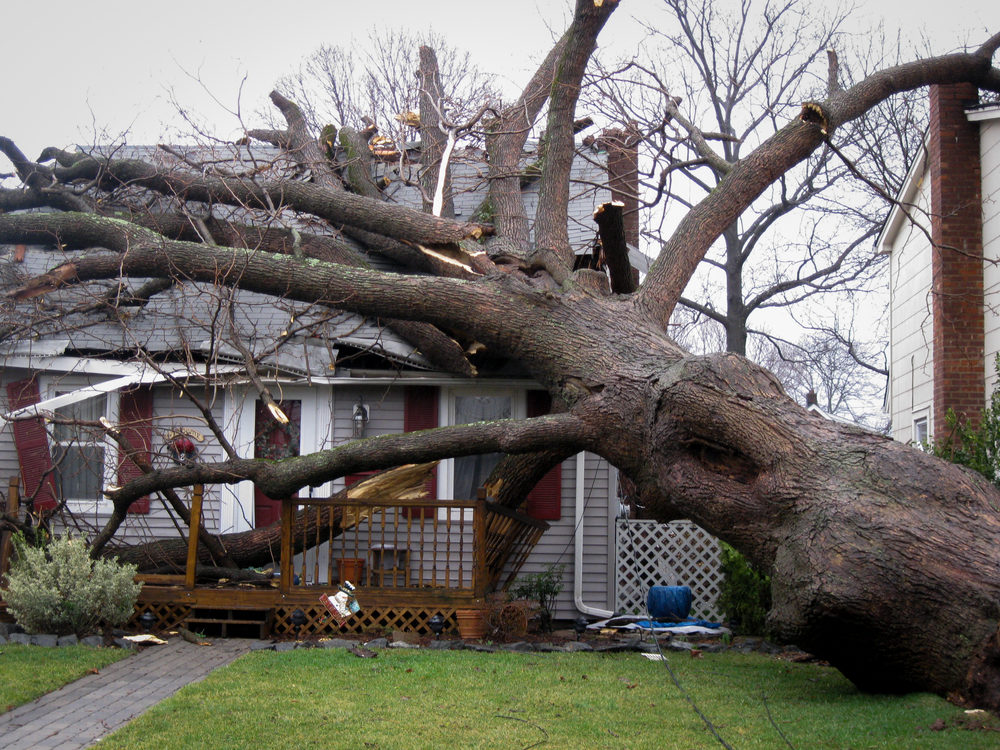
[
  {"xmin": 485, "ymin": 29, "xmax": 572, "ymax": 254},
  {"xmin": 45, "ymin": 153, "xmax": 490, "ymax": 246},
  {"xmin": 594, "ymin": 201, "xmax": 637, "ymax": 294},
  {"xmin": 259, "ymin": 90, "xmax": 345, "ymax": 191},
  {"xmin": 533, "ymin": 0, "xmax": 620, "ymax": 277},
  {"xmin": 418, "ymin": 46, "xmax": 456, "ymax": 219},
  {"xmin": 338, "ymin": 126, "xmax": 383, "ymax": 199}
]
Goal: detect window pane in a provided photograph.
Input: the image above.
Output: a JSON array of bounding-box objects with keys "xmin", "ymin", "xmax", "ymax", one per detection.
[
  {"xmin": 455, "ymin": 395, "xmax": 511, "ymax": 423},
  {"xmin": 53, "ymin": 396, "xmax": 104, "ymax": 441},
  {"xmin": 53, "ymin": 445, "xmax": 104, "ymax": 500},
  {"xmin": 453, "ymin": 396, "xmax": 511, "ymax": 500},
  {"xmin": 52, "ymin": 395, "xmax": 106, "ymax": 500}
]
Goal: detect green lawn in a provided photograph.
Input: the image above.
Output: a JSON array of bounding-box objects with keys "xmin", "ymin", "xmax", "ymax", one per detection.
[
  {"xmin": 1, "ymin": 642, "xmax": 130, "ymax": 713},
  {"xmin": 92, "ymin": 647, "xmax": 1000, "ymax": 749}
]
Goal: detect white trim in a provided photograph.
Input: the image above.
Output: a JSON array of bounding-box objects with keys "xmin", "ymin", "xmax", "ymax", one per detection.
[
  {"xmin": 43, "ymin": 378, "xmax": 117, "ymax": 515},
  {"xmin": 966, "ymin": 105, "xmax": 1000, "ymax": 122},
  {"xmin": 1, "ymin": 340, "xmax": 70, "ymax": 357},
  {"xmin": 222, "ymin": 386, "xmax": 256, "ymax": 534},
  {"xmin": 575, "ymin": 451, "xmax": 614, "ymax": 618},
  {"xmin": 3, "ymin": 356, "xmax": 143, "ymax": 377},
  {"xmin": 877, "ymin": 142, "xmax": 928, "ymax": 251},
  {"xmin": 221, "ymin": 385, "xmax": 330, "ymax": 533},
  {"xmin": 2, "ymin": 365, "xmax": 245, "ymax": 422}
]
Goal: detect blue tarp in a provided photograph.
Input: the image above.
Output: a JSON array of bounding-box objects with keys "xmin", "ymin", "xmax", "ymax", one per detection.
[{"xmin": 635, "ymin": 619, "xmax": 722, "ymax": 629}]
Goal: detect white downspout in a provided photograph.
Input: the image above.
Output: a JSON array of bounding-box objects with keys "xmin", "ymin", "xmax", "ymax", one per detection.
[{"xmin": 574, "ymin": 451, "xmax": 615, "ymax": 618}]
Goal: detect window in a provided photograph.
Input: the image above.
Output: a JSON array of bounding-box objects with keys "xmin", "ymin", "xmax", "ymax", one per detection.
[
  {"xmin": 452, "ymin": 394, "xmax": 512, "ymax": 500},
  {"xmin": 913, "ymin": 415, "xmax": 929, "ymax": 449},
  {"xmin": 51, "ymin": 394, "xmax": 112, "ymax": 503}
]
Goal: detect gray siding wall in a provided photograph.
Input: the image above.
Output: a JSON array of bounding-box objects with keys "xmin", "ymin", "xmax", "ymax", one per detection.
[
  {"xmin": 515, "ymin": 451, "xmax": 616, "ymax": 620},
  {"xmin": 0, "ymin": 369, "xmax": 227, "ymax": 544}
]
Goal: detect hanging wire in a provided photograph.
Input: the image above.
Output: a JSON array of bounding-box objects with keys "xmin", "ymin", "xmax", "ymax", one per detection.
[
  {"xmin": 547, "ymin": 454, "xmax": 735, "ymax": 749},
  {"xmin": 623, "ymin": 517, "xmax": 736, "ymax": 750}
]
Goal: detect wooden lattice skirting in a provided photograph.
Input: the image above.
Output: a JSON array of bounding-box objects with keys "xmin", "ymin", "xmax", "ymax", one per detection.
[
  {"xmin": 272, "ymin": 605, "xmax": 459, "ymax": 637},
  {"xmin": 126, "ymin": 601, "xmax": 462, "ymax": 638}
]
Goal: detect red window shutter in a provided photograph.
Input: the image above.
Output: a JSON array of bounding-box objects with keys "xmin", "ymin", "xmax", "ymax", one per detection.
[
  {"xmin": 118, "ymin": 386, "xmax": 153, "ymax": 514},
  {"xmin": 6, "ymin": 378, "xmax": 58, "ymax": 511},
  {"xmin": 525, "ymin": 390, "xmax": 562, "ymax": 520},
  {"xmin": 345, "ymin": 471, "xmax": 378, "ymax": 487},
  {"xmin": 403, "ymin": 386, "xmax": 438, "ymax": 501}
]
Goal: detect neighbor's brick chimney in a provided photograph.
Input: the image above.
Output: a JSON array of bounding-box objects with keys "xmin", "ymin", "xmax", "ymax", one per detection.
[{"xmin": 929, "ymin": 82, "xmax": 984, "ymax": 439}]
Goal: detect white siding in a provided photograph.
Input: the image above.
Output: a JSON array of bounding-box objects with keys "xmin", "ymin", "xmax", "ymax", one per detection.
[
  {"xmin": 887, "ymin": 159, "xmax": 934, "ymax": 444},
  {"xmin": 981, "ymin": 118, "xmax": 1000, "ymax": 391}
]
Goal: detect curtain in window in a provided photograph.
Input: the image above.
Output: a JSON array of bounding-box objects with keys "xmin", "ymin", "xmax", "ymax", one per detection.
[{"xmin": 453, "ymin": 395, "xmax": 511, "ymax": 501}]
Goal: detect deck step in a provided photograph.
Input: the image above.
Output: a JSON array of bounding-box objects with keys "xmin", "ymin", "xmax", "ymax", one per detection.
[{"xmin": 184, "ymin": 607, "xmax": 273, "ymax": 639}]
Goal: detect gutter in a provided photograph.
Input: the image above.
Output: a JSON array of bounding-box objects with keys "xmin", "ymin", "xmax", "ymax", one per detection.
[{"xmin": 574, "ymin": 451, "xmax": 615, "ymax": 619}]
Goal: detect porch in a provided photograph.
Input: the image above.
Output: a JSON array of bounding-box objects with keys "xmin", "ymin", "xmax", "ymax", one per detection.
[{"xmin": 128, "ymin": 486, "xmax": 548, "ymax": 638}]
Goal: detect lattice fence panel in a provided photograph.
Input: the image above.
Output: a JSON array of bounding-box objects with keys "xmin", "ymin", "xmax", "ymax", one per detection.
[
  {"xmin": 128, "ymin": 602, "xmax": 192, "ymax": 632},
  {"xmin": 273, "ymin": 605, "xmax": 458, "ymax": 637},
  {"xmin": 615, "ymin": 520, "xmax": 722, "ymax": 620}
]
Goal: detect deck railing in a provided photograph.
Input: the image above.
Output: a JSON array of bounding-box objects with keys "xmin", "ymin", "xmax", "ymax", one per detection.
[{"xmin": 278, "ymin": 496, "xmax": 487, "ymax": 598}]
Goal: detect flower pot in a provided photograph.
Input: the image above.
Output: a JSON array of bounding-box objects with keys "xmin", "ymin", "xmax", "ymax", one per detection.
[
  {"xmin": 336, "ymin": 557, "xmax": 365, "ymax": 585},
  {"xmin": 455, "ymin": 608, "xmax": 486, "ymax": 640}
]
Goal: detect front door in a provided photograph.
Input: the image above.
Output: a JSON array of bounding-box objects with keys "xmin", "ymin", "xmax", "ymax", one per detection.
[{"xmin": 253, "ymin": 399, "xmax": 301, "ymax": 527}]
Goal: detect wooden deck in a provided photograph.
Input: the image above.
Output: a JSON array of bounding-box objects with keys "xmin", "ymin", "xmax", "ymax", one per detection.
[
  {"xmin": 132, "ymin": 488, "xmax": 548, "ymax": 637},
  {"xmin": 0, "ymin": 480, "xmax": 548, "ymax": 637}
]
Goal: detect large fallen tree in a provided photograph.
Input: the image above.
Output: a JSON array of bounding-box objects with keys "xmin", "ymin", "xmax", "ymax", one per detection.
[{"xmin": 2, "ymin": 0, "xmax": 1000, "ymax": 710}]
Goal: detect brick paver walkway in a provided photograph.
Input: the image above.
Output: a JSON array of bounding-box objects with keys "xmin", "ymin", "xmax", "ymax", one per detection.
[{"xmin": 0, "ymin": 637, "xmax": 252, "ymax": 749}]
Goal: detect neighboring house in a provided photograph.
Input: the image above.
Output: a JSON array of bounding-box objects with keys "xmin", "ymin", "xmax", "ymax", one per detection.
[
  {"xmin": 0, "ymin": 133, "xmax": 648, "ymax": 625},
  {"xmin": 883, "ymin": 83, "xmax": 1000, "ymax": 445}
]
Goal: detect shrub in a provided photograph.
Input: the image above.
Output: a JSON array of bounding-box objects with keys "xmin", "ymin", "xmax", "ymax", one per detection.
[
  {"xmin": 2, "ymin": 533, "xmax": 142, "ymax": 636},
  {"xmin": 717, "ymin": 542, "xmax": 771, "ymax": 635},
  {"xmin": 510, "ymin": 564, "xmax": 564, "ymax": 631},
  {"xmin": 930, "ymin": 356, "xmax": 1000, "ymax": 485}
]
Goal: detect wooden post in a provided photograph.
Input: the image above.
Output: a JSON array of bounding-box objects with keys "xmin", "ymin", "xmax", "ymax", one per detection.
[
  {"xmin": 1, "ymin": 477, "xmax": 19, "ymax": 577},
  {"xmin": 473, "ymin": 489, "xmax": 487, "ymax": 599},
  {"xmin": 279, "ymin": 498, "xmax": 293, "ymax": 594},
  {"xmin": 185, "ymin": 484, "xmax": 204, "ymax": 590}
]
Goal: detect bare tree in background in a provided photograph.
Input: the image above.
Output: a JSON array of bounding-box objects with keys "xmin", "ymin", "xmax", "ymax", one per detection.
[
  {"xmin": 585, "ymin": 0, "xmax": 924, "ymax": 418},
  {"xmin": 3, "ymin": 0, "xmax": 1000, "ymax": 711}
]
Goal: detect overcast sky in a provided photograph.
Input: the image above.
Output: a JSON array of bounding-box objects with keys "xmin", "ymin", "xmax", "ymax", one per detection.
[{"xmin": 2, "ymin": 0, "xmax": 995, "ymax": 165}]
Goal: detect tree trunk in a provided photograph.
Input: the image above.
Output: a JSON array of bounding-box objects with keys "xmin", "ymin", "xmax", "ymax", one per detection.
[
  {"xmin": 597, "ymin": 338, "xmax": 1000, "ymax": 709},
  {"xmin": 105, "ymin": 504, "xmax": 344, "ymax": 571}
]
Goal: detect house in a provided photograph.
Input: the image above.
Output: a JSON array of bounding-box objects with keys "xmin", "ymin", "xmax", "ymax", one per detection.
[
  {"xmin": 1, "ymin": 130, "xmax": 696, "ymax": 635},
  {"xmin": 883, "ymin": 83, "xmax": 1000, "ymax": 445}
]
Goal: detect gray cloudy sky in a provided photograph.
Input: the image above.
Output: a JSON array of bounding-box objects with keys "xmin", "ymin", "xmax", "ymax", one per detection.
[{"xmin": 2, "ymin": 0, "xmax": 996, "ymax": 163}]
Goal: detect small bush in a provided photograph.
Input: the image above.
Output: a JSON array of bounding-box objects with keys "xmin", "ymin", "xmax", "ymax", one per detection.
[
  {"xmin": 717, "ymin": 542, "xmax": 771, "ymax": 635},
  {"xmin": 930, "ymin": 356, "xmax": 1000, "ymax": 485},
  {"xmin": 2, "ymin": 533, "xmax": 142, "ymax": 636},
  {"xmin": 510, "ymin": 564, "xmax": 564, "ymax": 631}
]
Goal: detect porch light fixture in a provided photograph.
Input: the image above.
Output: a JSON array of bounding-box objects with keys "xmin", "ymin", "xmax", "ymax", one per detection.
[
  {"xmin": 428, "ymin": 613, "xmax": 445, "ymax": 639},
  {"xmin": 291, "ymin": 608, "xmax": 307, "ymax": 640},
  {"xmin": 352, "ymin": 398, "xmax": 370, "ymax": 438}
]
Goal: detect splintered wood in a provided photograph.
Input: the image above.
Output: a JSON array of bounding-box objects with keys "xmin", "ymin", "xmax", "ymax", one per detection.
[{"xmin": 340, "ymin": 462, "xmax": 437, "ymax": 530}]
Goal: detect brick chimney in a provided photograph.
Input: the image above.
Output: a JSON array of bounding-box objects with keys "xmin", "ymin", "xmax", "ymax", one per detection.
[
  {"xmin": 928, "ymin": 83, "xmax": 984, "ymax": 439},
  {"xmin": 596, "ymin": 125, "xmax": 641, "ymax": 248}
]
